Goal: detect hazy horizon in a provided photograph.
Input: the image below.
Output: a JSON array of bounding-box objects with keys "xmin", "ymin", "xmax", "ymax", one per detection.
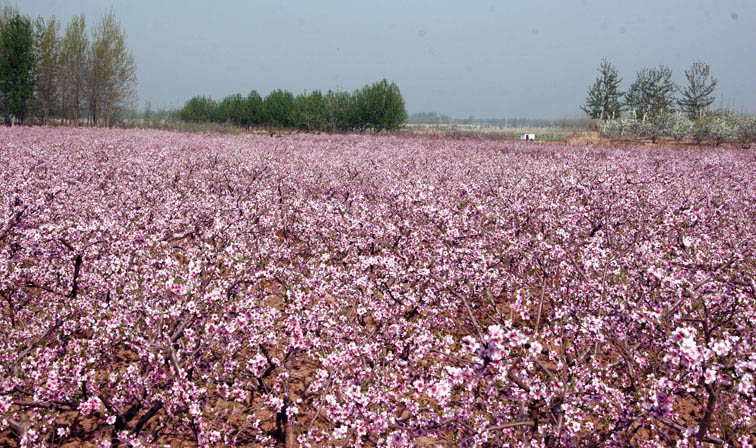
[{"xmin": 16, "ymin": 0, "xmax": 756, "ymax": 119}]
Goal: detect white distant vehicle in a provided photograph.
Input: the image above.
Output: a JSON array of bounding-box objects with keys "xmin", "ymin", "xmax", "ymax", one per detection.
[{"xmin": 520, "ymin": 133, "xmax": 536, "ymax": 141}]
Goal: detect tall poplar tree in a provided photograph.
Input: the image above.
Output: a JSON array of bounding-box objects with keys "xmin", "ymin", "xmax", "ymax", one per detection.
[
  {"xmin": 34, "ymin": 16, "xmax": 60, "ymax": 124},
  {"xmin": 60, "ymin": 14, "xmax": 88, "ymax": 124},
  {"xmin": 88, "ymin": 9, "xmax": 136, "ymax": 126}
]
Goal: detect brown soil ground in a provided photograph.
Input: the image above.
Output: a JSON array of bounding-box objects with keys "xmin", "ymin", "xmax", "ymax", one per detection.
[{"xmin": 566, "ymin": 131, "xmax": 754, "ymax": 150}]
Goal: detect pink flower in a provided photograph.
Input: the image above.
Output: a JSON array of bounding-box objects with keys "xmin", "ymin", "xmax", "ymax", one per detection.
[
  {"xmin": 79, "ymin": 396, "xmax": 103, "ymax": 416},
  {"xmin": 711, "ymin": 340, "xmax": 731, "ymax": 357},
  {"xmin": 704, "ymin": 366, "xmax": 718, "ymax": 385},
  {"xmin": 487, "ymin": 325, "xmax": 505, "ymax": 342}
]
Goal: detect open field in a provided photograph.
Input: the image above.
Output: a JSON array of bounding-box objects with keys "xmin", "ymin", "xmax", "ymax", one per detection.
[
  {"xmin": 400, "ymin": 124, "xmax": 585, "ymax": 142},
  {"xmin": 1, "ymin": 127, "xmax": 755, "ymax": 447},
  {"xmin": 117, "ymin": 120, "xmax": 581, "ymax": 143}
]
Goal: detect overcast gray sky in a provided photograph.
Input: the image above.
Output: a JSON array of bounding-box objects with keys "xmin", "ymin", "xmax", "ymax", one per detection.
[{"xmin": 17, "ymin": 0, "xmax": 756, "ymax": 118}]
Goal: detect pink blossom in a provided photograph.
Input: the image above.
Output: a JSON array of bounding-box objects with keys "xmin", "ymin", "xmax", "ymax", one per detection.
[{"xmin": 1, "ymin": 127, "xmax": 754, "ymax": 446}]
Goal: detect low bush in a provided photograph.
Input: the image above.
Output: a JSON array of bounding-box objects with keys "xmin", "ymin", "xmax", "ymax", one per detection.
[{"xmin": 597, "ymin": 111, "xmax": 753, "ymax": 146}]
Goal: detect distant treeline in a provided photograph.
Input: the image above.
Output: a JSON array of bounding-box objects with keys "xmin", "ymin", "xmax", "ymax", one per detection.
[
  {"xmin": 407, "ymin": 112, "xmax": 454, "ymax": 124},
  {"xmin": 180, "ymin": 79, "xmax": 407, "ymax": 132},
  {"xmin": 407, "ymin": 112, "xmax": 587, "ymax": 128}
]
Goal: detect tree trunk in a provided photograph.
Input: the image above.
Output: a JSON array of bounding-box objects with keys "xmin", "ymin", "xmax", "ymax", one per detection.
[
  {"xmin": 41, "ymin": 99, "xmax": 49, "ymax": 125},
  {"xmin": 284, "ymin": 352, "xmax": 298, "ymax": 448}
]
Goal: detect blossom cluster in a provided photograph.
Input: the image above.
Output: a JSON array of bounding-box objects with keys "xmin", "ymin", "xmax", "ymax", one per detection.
[{"xmin": 1, "ymin": 127, "xmax": 755, "ymax": 447}]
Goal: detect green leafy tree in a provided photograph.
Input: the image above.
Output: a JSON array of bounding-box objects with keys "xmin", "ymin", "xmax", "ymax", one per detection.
[
  {"xmin": 352, "ymin": 87, "xmax": 369, "ymax": 132},
  {"xmin": 177, "ymin": 80, "xmax": 404, "ymax": 133},
  {"xmin": 624, "ymin": 65, "xmax": 677, "ymax": 120},
  {"xmin": 214, "ymin": 95, "xmax": 229, "ymax": 123},
  {"xmin": 217, "ymin": 93, "xmax": 246, "ymax": 124},
  {"xmin": 324, "ymin": 89, "xmax": 357, "ymax": 132},
  {"xmin": 678, "ymin": 62, "xmax": 717, "ymax": 118},
  {"xmin": 377, "ymin": 79, "xmax": 407, "ymax": 131},
  {"xmin": 581, "ymin": 59, "xmax": 623, "ymax": 119},
  {"xmin": 244, "ymin": 90, "xmax": 263, "ymax": 126},
  {"xmin": 0, "ymin": 4, "xmax": 18, "ymax": 23},
  {"xmin": 180, "ymin": 95, "xmax": 216, "ymax": 122},
  {"xmin": 34, "ymin": 16, "xmax": 60, "ymax": 124},
  {"xmin": 0, "ymin": 13, "xmax": 36, "ymax": 123},
  {"xmin": 293, "ymin": 93, "xmax": 306, "ymax": 130},
  {"xmin": 263, "ymin": 89, "xmax": 295, "ymax": 127},
  {"xmin": 0, "ymin": 4, "xmax": 20, "ymax": 52},
  {"xmin": 294, "ymin": 90, "xmax": 328, "ymax": 131},
  {"xmin": 229, "ymin": 93, "xmax": 251, "ymax": 126},
  {"xmin": 358, "ymin": 79, "xmax": 407, "ymax": 132}
]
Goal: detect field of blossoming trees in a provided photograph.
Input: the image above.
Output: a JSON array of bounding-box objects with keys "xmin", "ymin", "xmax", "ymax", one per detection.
[{"xmin": 1, "ymin": 126, "xmax": 755, "ymax": 448}]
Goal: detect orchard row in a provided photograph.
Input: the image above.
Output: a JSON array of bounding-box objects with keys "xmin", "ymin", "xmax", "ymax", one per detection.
[{"xmin": 1, "ymin": 127, "xmax": 755, "ymax": 447}]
